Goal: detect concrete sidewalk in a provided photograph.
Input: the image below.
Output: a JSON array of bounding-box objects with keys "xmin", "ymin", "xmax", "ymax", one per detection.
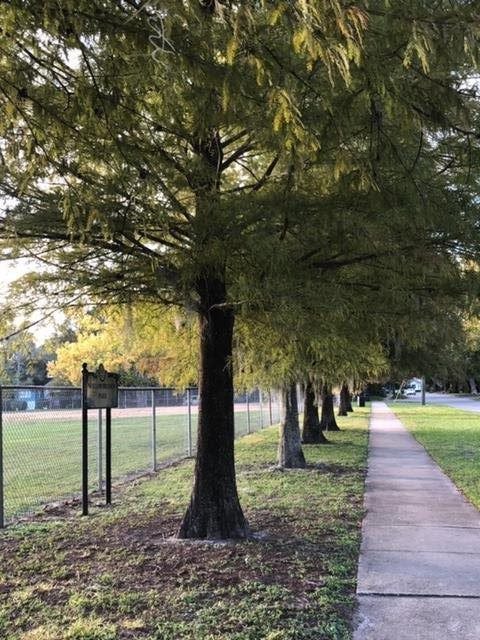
[{"xmin": 354, "ymin": 402, "xmax": 480, "ymax": 640}]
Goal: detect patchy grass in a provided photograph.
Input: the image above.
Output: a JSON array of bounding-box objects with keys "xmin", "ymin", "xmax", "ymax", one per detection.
[
  {"xmin": 0, "ymin": 407, "xmax": 369, "ymax": 640},
  {"xmin": 389, "ymin": 403, "xmax": 480, "ymax": 508}
]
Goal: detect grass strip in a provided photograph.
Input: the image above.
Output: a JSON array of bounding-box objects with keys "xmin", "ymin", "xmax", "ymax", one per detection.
[
  {"xmin": 0, "ymin": 407, "xmax": 369, "ymax": 640},
  {"xmin": 389, "ymin": 403, "xmax": 480, "ymax": 508}
]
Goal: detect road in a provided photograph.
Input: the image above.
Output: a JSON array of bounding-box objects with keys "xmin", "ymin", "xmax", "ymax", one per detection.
[{"xmin": 399, "ymin": 392, "xmax": 480, "ymax": 413}]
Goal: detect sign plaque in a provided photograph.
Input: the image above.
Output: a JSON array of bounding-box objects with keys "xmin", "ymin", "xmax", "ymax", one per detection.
[{"xmin": 85, "ymin": 364, "xmax": 119, "ymax": 409}]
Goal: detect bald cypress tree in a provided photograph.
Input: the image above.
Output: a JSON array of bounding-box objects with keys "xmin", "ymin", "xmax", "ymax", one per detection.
[
  {"xmin": 1, "ymin": 1, "xmax": 480, "ymax": 538},
  {"xmin": 302, "ymin": 377, "xmax": 329, "ymax": 444}
]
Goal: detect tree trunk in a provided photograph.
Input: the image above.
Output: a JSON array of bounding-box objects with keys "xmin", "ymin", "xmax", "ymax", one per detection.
[
  {"xmin": 302, "ymin": 378, "xmax": 328, "ymax": 443},
  {"xmin": 468, "ymin": 377, "xmax": 478, "ymax": 395},
  {"xmin": 320, "ymin": 383, "xmax": 340, "ymax": 431},
  {"xmin": 178, "ymin": 275, "xmax": 250, "ymax": 540},
  {"xmin": 346, "ymin": 382, "xmax": 354, "ymax": 412},
  {"xmin": 277, "ymin": 383, "xmax": 306, "ymax": 468},
  {"xmin": 338, "ymin": 382, "xmax": 349, "ymax": 416}
]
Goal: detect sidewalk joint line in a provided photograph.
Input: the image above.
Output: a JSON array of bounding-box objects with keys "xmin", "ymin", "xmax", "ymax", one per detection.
[
  {"xmin": 362, "ymin": 548, "xmax": 480, "ymax": 555},
  {"xmin": 357, "ymin": 592, "xmax": 480, "ymax": 600},
  {"xmin": 364, "ymin": 524, "xmax": 480, "ymax": 530}
]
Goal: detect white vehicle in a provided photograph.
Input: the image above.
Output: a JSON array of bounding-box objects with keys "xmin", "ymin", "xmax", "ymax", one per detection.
[
  {"xmin": 403, "ymin": 385, "xmax": 416, "ymax": 396},
  {"xmin": 407, "ymin": 377, "xmax": 423, "ymax": 393}
]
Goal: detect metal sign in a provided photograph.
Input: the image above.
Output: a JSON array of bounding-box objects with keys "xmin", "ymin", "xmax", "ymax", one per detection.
[
  {"xmin": 85, "ymin": 364, "xmax": 119, "ymax": 409},
  {"xmin": 81, "ymin": 363, "xmax": 118, "ymax": 516}
]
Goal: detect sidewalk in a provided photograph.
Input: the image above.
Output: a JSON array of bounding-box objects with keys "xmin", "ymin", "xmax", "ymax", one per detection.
[{"xmin": 354, "ymin": 402, "xmax": 480, "ymax": 640}]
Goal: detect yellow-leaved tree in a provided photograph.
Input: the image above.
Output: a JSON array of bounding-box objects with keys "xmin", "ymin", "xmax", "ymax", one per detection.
[{"xmin": 49, "ymin": 306, "xmax": 198, "ymax": 387}]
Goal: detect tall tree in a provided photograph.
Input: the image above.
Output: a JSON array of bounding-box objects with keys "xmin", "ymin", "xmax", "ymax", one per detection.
[
  {"xmin": 0, "ymin": 1, "xmax": 371, "ymax": 538},
  {"xmin": 338, "ymin": 382, "xmax": 350, "ymax": 417},
  {"xmin": 0, "ymin": 330, "xmax": 49, "ymax": 385},
  {"xmin": 277, "ymin": 383, "xmax": 306, "ymax": 469},
  {"xmin": 302, "ymin": 377, "xmax": 328, "ymax": 444},
  {"xmin": 319, "ymin": 382, "xmax": 339, "ymax": 432},
  {"xmin": 1, "ymin": 1, "xmax": 480, "ymax": 538}
]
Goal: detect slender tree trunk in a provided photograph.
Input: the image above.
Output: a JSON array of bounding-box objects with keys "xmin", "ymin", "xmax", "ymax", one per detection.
[
  {"xmin": 302, "ymin": 378, "xmax": 328, "ymax": 443},
  {"xmin": 277, "ymin": 383, "xmax": 306, "ymax": 468},
  {"xmin": 320, "ymin": 382, "xmax": 340, "ymax": 431},
  {"xmin": 468, "ymin": 377, "xmax": 478, "ymax": 395},
  {"xmin": 338, "ymin": 382, "xmax": 349, "ymax": 416},
  {"xmin": 178, "ymin": 275, "xmax": 250, "ymax": 540}
]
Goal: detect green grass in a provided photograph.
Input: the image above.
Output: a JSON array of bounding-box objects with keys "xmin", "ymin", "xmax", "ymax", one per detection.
[
  {"xmin": 3, "ymin": 409, "xmax": 265, "ymax": 520},
  {"xmin": 0, "ymin": 407, "xmax": 369, "ymax": 640},
  {"xmin": 389, "ymin": 403, "xmax": 480, "ymax": 507}
]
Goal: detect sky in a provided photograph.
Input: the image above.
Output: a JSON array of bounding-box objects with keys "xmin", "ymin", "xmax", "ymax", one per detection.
[{"xmin": 1, "ymin": 259, "xmax": 58, "ymax": 345}]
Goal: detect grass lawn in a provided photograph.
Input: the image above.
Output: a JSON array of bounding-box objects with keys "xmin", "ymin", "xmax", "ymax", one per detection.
[
  {"xmin": 389, "ymin": 403, "xmax": 480, "ymax": 508},
  {"xmin": 0, "ymin": 407, "xmax": 369, "ymax": 640}
]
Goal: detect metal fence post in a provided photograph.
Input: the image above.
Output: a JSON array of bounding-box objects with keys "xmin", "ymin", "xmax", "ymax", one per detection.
[
  {"xmin": 105, "ymin": 407, "xmax": 112, "ymax": 505},
  {"xmin": 259, "ymin": 389, "xmax": 264, "ymax": 429},
  {"xmin": 268, "ymin": 390, "xmax": 273, "ymax": 425},
  {"xmin": 97, "ymin": 409, "xmax": 103, "ymax": 493},
  {"xmin": 246, "ymin": 393, "xmax": 251, "ymax": 434},
  {"xmin": 81, "ymin": 363, "xmax": 89, "ymax": 516},
  {"xmin": 151, "ymin": 389, "xmax": 157, "ymax": 471},
  {"xmin": 187, "ymin": 388, "xmax": 193, "ymax": 456},
  {"xmin": 0, "ymin": 386, "xmax": 4, "ymax": 528}
]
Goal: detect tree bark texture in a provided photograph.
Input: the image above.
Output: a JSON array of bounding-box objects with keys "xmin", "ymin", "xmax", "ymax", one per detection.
[
  {"xmin": 338, "ymin": 382, "xmax": 349, "ymax": 416},
  {"xmin": 178, "ymin": 275, "xmax": 250, "ymax": 539},
  {"xmin": 320, "ymin": 383, "xmax": 340, "ymax": 431},
  {"xmin": 277, "ymin": 383, "xmax": 306, "ymax": 468},
  {"xmin": 302, "ymin": 378, "xmax": 328, "ymax": 444}
]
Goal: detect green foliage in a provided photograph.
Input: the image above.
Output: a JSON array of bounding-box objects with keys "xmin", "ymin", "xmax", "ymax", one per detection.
[
  {"xmin": 0, "ymin": 0, "xmax": 479, "ymax": 318},
  {"xmin": 0, "ymin": 0, "xmax": 368, "ymax": 308},
  {"xmin": 235, "ymin": 306, "xmax": 388, "ymax": 390},
  {"xmin": 0, "ymin": 330, "xmax": 50, "ymax": 385}
]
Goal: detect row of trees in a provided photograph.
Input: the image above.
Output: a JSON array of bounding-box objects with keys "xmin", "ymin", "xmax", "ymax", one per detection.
[{"xmin": 1, "ymin": 1, "xmax": 480, "ymax": 538}]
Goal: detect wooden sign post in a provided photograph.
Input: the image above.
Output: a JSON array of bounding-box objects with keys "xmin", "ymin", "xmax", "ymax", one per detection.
[{"xmin": 81, "ymin": 363, "xmax": 119, "ymax": 516}]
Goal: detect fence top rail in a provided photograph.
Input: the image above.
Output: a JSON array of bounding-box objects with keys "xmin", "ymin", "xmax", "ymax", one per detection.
[
  {"xmin": 0, "ymin": 385, "xmax": 270, "ymax": 393},
  {"xmin": 0, "ymin": 385, "xmax": 81, "ymax": 391},
  {"xmin": 118, "ymin": 387, "xmax": 194, "ymax": 392},
  {"xmin": 0, "ymin": 385, "xmax": 197, "ymax": 392}
]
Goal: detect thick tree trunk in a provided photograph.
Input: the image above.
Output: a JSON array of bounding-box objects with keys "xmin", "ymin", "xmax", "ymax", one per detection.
[
  {"xmin": 320, "ymin": 383, "xmax": 340, "ymax": 431},
  {"xmin": 346, "ymin": 383, "xmax": 354, "ymax": 412},
  {"xmin": 178, "ymin": 276, "xmax": 250, "ymax": 540},
  {"xmin": 277, "ymin": 383, "xmax": 306, "ymax": 468},
  {"xmin": 302, "ymin": 378, "xmax": 328, "ymax": 443},
  {"xmin": 338, "ymin": 382, "xmax": 349, "ymax": 416}
]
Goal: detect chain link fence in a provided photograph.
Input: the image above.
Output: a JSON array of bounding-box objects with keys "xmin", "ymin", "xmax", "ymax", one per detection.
[{"xmin": 0, "ymin": 386, "xmax": 280, "ymax": 526}]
